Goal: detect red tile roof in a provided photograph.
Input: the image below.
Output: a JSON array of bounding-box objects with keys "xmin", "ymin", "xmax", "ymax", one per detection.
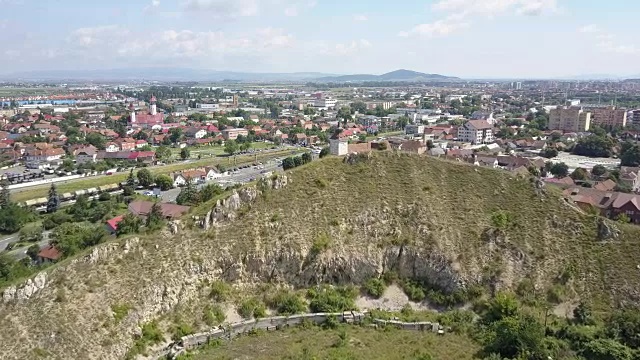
[
  {"xmin": 38, "ymin": 245, "xmax": 62, "ymax": 261},
  {"xmin": 106, "ymin": 215, "xmax": 124, "ymax": 231}
]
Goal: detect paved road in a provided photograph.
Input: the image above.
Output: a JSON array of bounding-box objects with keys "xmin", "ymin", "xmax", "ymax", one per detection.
[
  {"xmin": 1, "ymin": 231, "xmax": 51, "ymax": 259},
  {"xmin": 154, "ymin": 160, "xmax": 283, "ymax": 203}
]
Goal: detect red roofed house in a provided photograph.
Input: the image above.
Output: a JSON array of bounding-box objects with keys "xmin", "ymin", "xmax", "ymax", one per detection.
[
  {"xmin": 37, "ymin": 245, "xmax": 62, "ymax": 263},
  {"xmin": 105, "ymin": 215, "xmax": 124, "ymax": 235},
  {"xmin": 128, "ymin": 201, "xmax": 190, "ymax": 219}
]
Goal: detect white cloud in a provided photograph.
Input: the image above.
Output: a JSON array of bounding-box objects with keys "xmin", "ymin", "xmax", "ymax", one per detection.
[
  {"xmin": 578, "ymin": 24, "xmax": 600, "ymax": 33},
  {"xmin": 399, "ymin": 14, "xmax": 469, "ymax": 37},
  {"xmin": 62, "ymin": 25, "xmax": 295, "ymax": 63},
  {"xmin": 332, "ymin": 39, "xmax": 372, "ymax": 55},
  {"xmin": 182, "ymin": 0, "xmax": 259, "ymax": 17},
  {"xmin": 402, "ymin": 0, "xmax": 557, "ymax": 38},
  {"xmin": 353, "ymin": 14, "xmax": 368, "ymax": 22},
  {"xmin": 144, "ymin": 0, "xmax": 160, "ymax": 13},
  {"xmin": 578, "ymin": 24, "xmax": 640, "ymax": 55},
  {"xmin": 284, "ymin": 5, "xmax": 298, "ymax": 16}
]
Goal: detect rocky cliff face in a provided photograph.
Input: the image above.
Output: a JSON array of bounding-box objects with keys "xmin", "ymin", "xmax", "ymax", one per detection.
[{"xmin": 1, "ymin": 154, "xmax": 635, "ymax": 360}]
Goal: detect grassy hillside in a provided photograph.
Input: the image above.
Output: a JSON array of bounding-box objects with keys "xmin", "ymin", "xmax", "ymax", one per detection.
[
  {"xmin": 2, "ymin": 152, "xmax": 640, "ymax": 359},
  {"xmin": 184, "ymin": 324, "xmax": 479, "ymax": 360}
]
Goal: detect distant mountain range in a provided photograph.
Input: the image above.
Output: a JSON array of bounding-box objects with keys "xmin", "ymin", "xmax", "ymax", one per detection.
[
  {"xmin": 315, "ymin": 69, "xmax": 459, "ymax": 82},
  {"xmin": 0, "ymin": 68, "xmax": 339, "ymax": 82},
  {"xmin": 0, "ymin": 68, "xmax": 459, "ymax": 83}
]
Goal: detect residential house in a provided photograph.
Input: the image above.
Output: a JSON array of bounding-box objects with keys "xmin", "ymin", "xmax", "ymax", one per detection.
[
  {"xmin": 128, "ymin": 201, "xmax": 190, "ymax": 219},
  {"xmin": 399, "ymin": 140, "xmax": 426, "ymax": 154},
  {"xmin": 185, "ymin": 127, "xmax": 208, "ymax": 139},
  {"xmin": 25, "ymin": 148, "xmax": 64, "ymax": 162},
  {"xmin": 474, "ymin": 155, "xmax": 499, "ymax": 168},
  {"xmin": 563, "ymin": 187, "xmax": 640, "ymax": 223},
  {"xmin": 75, "ymin": 146, "xmax": 98, "ymax": 164},
  {"xmin": 96, "ymin": 151, "xmax": 156, "ymax": 164},
  {"xmin": 116, "ymin": 138, "xmax": 136, "ymax": 151},
  {"xmin": 105, "ymin": 142, "xmax": 119, "ymax": 152},
  {"xmin": 135, "ymin": 140, "xmax": 148, "ymax": 149},
  {"xmin": 222, "ymin": 128, "xmax": 249, "ymax": 140},
  {"xmin": 593, "ymin": 179, "xmax": 617, "ymax": 192},
  {"xmin": 620, "ymin": 166, "xmax": 640, "ymax": 192},
  {"xmin": 105, "ymin": 215, "xmax": 124, "ymax": 235},
  {"xmin": 37, "ymin": 245, "xmax": 62, "ymax": 264}
]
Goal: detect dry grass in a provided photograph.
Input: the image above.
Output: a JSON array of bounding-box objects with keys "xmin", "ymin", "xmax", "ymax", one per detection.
[{"xmin": 185, "ymin": 324, "xmax": 480, "ymax": 360}]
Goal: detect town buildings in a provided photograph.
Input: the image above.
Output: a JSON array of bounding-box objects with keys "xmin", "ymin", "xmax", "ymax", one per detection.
[
  {"xmin": 548, "ymin": 106, "xmax": 591, "ymax": 132},
  {"xmin": 457, "ymin": 120, "xmax": 494, "ymax": 144},
  {"xmin": 591, "ymin": 106, "xmax": 627, "ymax": 127}
]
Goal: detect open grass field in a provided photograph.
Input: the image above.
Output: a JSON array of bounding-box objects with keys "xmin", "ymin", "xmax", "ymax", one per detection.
[
  {"xmin": 185, "ymin": 325, "xmax": 479, "ymax": 360},
  {"xmin": 170, "ymin": 142, "xmax": 275, "ymax": 156},
  {"xmin": 10, "ymin": 148, "xmax": 298, "ymax": 202}
]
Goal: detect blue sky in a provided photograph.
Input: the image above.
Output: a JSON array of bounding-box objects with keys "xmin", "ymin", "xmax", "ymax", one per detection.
[{"xmin": 0, "ymin": 0, "xmax": 638, "ymax": 78}]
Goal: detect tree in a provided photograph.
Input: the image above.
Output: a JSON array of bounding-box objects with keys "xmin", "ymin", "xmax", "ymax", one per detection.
[
  {"xmin": 282, "ymin": 157, "xmax": 295, "ymax": 170},
  {"xmin": 169, "ymin": 128, "xmax": 183, "ymax": 143},
  {"xmin": 224, "ymin": 140, "xmax": 238, "ymax": 156},
  {"xmin": 0, "ymin": 179, "xmax": 10, "ymax": 209},
  {"xmin": 337, "ymin": 107, "xmax": 352, "ymax": 127},
  {"xmin": 47, "ymin": 184, "xmax": 60, "ymax": 213},
  {"xmin": 620, "ymin": 144, "xmax": 640, "ymax": 167},
  {"xmin": 570, "ymin": 167, "xmax": 589, "ymax": 181},
  {"xmin": 0, "ymin": 204, "xmax": 35, "ymax": 233},
  {"xmin": 573, "ymin": 301, "xmax": 593, "ymax": 325},
  {"xmin": 549, "ymin": 162, "xmax": 569, "ymax": 178},
  {"xmin": 116, "ymin": 213, "xmax": 141, "ymax": 237},
  {"xmin": 155, "ymin": 174, "xmax": 173, "ymax": 191},
  {"xmin": 26, "ymin": 244, "xmax": 40, "ymax": 262},
  {"xmin": 126, "ymin": 169, "xmax": 136, "ymax": 187},
  {"xmin": 319, "ymin": 147, "xmax": 330, "ymax": 158},
  {"xmin": 180, "ymin": 147, "xmax": 191, "ymax": 160},
  {"xmin": 85, "ymin": 132, "xmax": 106, "ymax": 150},
  {"xmin": 483, "ymin": 314, "xmax": 547, "ymax": 359},
  {"xmin": 592, "ymin": 164, "xmax": 607, "ymax": 177},
  {"xmin": 200, "ymin": 183, "xmax": 223, "ymax": 203},
  {"xmin": 176, "ymin": 178, "xmax": 199, "ymax": 206},
  {"xmin": 146, "ymin": 202, "xmax": 163, "ymax": 228},
  {"xmin": 607, "ymin": 308, "xmax": 640, "ymax": 349},
  {"xmin": 540, "ymin": 148, "xmax": 558, "ymax": 158},
  {"xmin": 137, "ymin": 168, "xmax": 154, "ymax": 188},
  {"xmin": 293, "ymin": 156, "xmax": 303, "ymax": 167},
  {"xmin": 582, "ymin": 339, "xmax": 635, "ymax": 360},
  {"xmin": 19, "ymin": 223, "xmax": 43, "ymax": 243},
  {"xmin": 155, "ymin": 145, "xmax": 172, "ymax": 161},
  {"xmin": 572, "ymin": 134, "xmax": 614, "ymax": 158},
  {"xmin": 240, "ymin": 142, "xmax": 251, "ymax": 152},
  {"xmin": 483, "ymin": 292, "xmax": 520, "ymax": 324},
  {"xmin": 301, "ymin": 152, "xmax": 312, "ymax": 164}
]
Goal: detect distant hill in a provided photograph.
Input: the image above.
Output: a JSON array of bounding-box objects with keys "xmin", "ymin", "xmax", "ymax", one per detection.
[
  {"xmin": 315, "ymin": 69, "xmax": 459, "ymax": 82},
  {"xmin": 0, "ymin": 68, "xmax": 339, "ymax": 82}
]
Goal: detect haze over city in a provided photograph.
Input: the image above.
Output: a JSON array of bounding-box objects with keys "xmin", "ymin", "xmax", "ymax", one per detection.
[{"xmin": 1, "ymin": 0, "xmax": 639, "ymax": 79}]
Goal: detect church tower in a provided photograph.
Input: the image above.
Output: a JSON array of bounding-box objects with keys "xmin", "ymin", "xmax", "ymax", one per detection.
[
  {"xmin": 150, "ymin": 95, "xmax": 157, "ymax": 115},
  {"xmin": 129, "ymin": 102, "xmax": 136, "ymax": 124}
]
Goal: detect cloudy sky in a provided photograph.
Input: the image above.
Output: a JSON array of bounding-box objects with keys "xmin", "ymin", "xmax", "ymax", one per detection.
[{"xmin": 0, "ymin": 0, "xmax": 637, "ymax": 78}]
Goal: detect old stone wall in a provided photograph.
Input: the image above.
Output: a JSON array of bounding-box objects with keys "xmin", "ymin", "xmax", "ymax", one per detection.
[{"xmin": 159, "ymin": 311, "xmax": 442, "ymax": 359}]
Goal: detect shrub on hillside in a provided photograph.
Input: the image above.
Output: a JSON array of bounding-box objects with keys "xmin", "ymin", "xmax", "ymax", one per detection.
[
  {"xmin": 209, "ymin": 280, "xmax": 232, "ymax": 302},
  {"xmin": 363, "ymin": 278, "xmax": 386, "ymax": 298},
  {"xmin": 307, "ymin": 286, "xmax": 358, "ymax": 313},
  {"xmin": 265, "ymin": 290, "xmax": 306, "ymax": 315},
  {"xmin": 401, "ymin": 281, "xmax": 426, "ymax": 302},
  {"xmin": 238, "ymin": 297, "xmax": 267, "ymax": 319}
]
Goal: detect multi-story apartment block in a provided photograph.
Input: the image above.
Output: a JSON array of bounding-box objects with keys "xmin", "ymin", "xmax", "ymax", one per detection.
[
  {"xmin": 591, "ymin": 106, "xmax": 627, "ymax": 127},
  {"xmin": 548, "ymin": 106, "xmax": 591, "ymax": 132},
  {"xmin": 457, "ymin": 120, "xmax": 494, "ymax": 144}
]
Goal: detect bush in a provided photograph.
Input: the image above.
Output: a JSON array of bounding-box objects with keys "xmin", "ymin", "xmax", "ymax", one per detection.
[
  {"xmin": 111, "ymin": 303, "xmax": 131, "ymax": 323},
  {"xmin": 171, "ymin": 322, "xmax": 194, "ymax": 341},
  {"xmin": 209, "ymin": 280, "xmax": 232, "ymax": 302},
  {"xmin": 401, "ymin": 281, "xmax": 426, "ymax": 302},
  {"xmin": 98, "ymin": 192, "xmax": 112, "ymax": 201},
  {"xmin": 310, "ymin": 232, "xmax": 331, "ymax": 256},
  {"xmin": 19, "ymin": 223, "xmax": 43, "ymax": 243},
  {"xmin": 238, "ymin": 297, "xmax": 267, "ymax": 319},
  {"xmin": 490, "ymin": 210, "xmax": 512, "ymax": 230},
  {"xmin": 363, "ymin": 278, "xmax": 386, "ymax": 298},
  {"xmin": 307, "ymin": 286, "xmax": 358, "ymax": 313},
  {"xmin": 203, "ymin": 305, "xmax": 225, "ymax": 326},
  {"xmin": 265, "ymin": 290, "xmax": 306, "ymax": 315}
]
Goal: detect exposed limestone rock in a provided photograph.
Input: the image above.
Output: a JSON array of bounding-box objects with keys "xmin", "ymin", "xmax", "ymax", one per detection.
[
  {"xmin": 3, "ymin": 272, "xmax": 47, "ymax": 303},
  {"xmin": 597, "ymin": 218, "xmax": 620, "ymax": 241},
  {"xmin": 344, "ymin": 152, "xmax": 371, "ymax": 165}
]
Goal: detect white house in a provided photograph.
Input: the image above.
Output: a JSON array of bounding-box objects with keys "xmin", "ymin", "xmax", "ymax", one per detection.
[
  {"xmin": 76, "ymin": 150, "xmax": 97, "ymax": 164},
  {"xmin": 25, "ymin": 148, "xmax": 65, "ymax": 162},
  {"xmin": 105, "ymin": 142, "xmax": 119, "ymax": 153},
  {"xmin": 172, "ymin": 173, "xmax": 188, "ymax": 187},
  {"xmin": 457, "ymin": 120, "xmax": 494, "ymax": 144}
]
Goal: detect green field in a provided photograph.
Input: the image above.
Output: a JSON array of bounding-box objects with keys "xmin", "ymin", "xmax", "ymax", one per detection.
[
  {"xmin": 10, "ymin": 149, "xmax": 298, "ymax": 202},
  {"xmin": 171, "ymin": 142, "xmax": 276, "ymax": 156},
  {"xmin": 183, "ymin": 325, "xmax": 479, "ymax": 360}
]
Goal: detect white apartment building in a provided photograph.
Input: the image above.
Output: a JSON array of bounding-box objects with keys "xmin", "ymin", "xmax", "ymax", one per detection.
[
  {"xmin": 457, "ymin": 120, "xmax": 494, "ymax": 144},
  {"xmin": 313, "ymin": 98, "xmax": 337, "ymax": 109},
  {"xmin": 548, "ymin": 106, "xmax": 591, "ymax": 132}
]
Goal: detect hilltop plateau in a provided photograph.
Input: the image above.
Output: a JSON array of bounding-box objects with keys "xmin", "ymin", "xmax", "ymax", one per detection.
[{"xmin": 2, "ymin": 152, "xmax": 640, "ymax": 359}]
